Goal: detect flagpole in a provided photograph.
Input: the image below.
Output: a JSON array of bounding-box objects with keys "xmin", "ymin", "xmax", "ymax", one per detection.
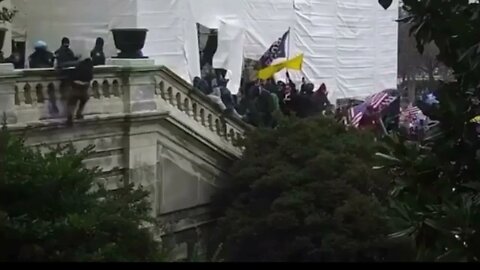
[
  {"xmin": 287, "ymin": 27, "xmax": 291, "ymax": 60},
  {"xmin": 286, "ymin": 27, "xmax": 291, "ymax": 80},
  {"xmin": 379, "ymin": 118, "xmax": 388, "ymax": 136}
]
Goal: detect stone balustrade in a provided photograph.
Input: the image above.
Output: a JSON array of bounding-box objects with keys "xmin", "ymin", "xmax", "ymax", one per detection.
[
  {"xmin": 0, "ymin": 63, "xmax": 249, "ymax": 157},
  {"xmin": 152, "ymin": 68, "xmax": 247, "ymax": 149},
  {"xmin": 14, "ymin": 66, "xmax": 125, "ymax": 123}
]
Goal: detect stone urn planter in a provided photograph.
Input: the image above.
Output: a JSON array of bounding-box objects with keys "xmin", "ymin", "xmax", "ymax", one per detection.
[{"xmin": 111, "ymin": 28, "xmax": 148, "ymax": 59}]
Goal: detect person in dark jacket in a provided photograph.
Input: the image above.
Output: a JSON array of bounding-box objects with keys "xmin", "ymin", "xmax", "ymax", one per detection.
[
  {"xmin": 302, "ymin": 82, "xmax": 314, "ymax": 96},
  {"xmin": 216, "ymin": 77, "xmax": 236, "ymax": 112},
  {"xmin": 285, "ymin": 71, "xmax": 296, "ymax": 90},
  {"xmin": 236, "ymin": 81, "xmax": 256, "ymax": 116},
  {"xmin": 289, "ymin": 90, "xmax": 314, "ymax": 118},
  {"xmin": 65, "ymin": 58, "xmax": 94, "ymax": 126},
  {"xmin": 254, "ymin": 86, "xmax": 277, "ymax": 127},
  {"xmin": 193, "ymin": 76, "xmax": 202, "ymax": 90},
  {"xmin": 281, "ymin": 83, "xmax": 294, "ymax": 115},
  {"xmin": 193, "ymin": 76, "xmax": 212, "ymax": 95},
  {"xmin": 300, "ymin": 77, "xmax": 310, "ymax": 95},
  {"xmin": 359, "ymin": 105, "xmax": 382, "ymax": 134},
  {"xmin": 90, "ymin": 37, "xmax": 106, "ymax": 66},
  {"xmin": 241, "ymin": 84, "xmax": 262, "ymax": 126},
  {"xmin": 277, "ymin": 80, "xmax": 286, "ymax": 91},
  {"xmin": 28, "ymin": 41, "xmax": 54, "ymax": 68},
  {"xmin": 55, "ymin": 37, "xmax": 77, "ymax": 67},
  {"xmin": 312, "ymin": 83, "xmax": 331, "ymax": 113}
]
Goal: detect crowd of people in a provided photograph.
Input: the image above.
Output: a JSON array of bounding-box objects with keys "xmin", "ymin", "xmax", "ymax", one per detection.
[
  {"xmin": 4, "ymin": 37, "xmax": 106, "ymax": 70},
  {"xmin": 2, "ymin": 31, "xmax": 447, "ymax": 139},
  {"xmin": 4, "ymin": 35, "xmax": 337, "ymax": 129},
  {"xmin": 193, "ymin": 64, "xmax": 333, "ymax": 128}
]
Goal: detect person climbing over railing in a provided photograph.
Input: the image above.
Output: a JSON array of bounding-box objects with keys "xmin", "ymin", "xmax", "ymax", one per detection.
[{"xmin": 65, "ymin": 58, "xmax": 94, "ymax": 126}]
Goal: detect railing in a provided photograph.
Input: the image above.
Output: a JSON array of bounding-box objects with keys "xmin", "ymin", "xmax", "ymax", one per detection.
[
  {"xmin": 14, "ymin": 66, "xmax": 125, "ymax": 123},
  {"xmin": 153, "ymin": 68, "xmax": 247, "ymax": 146},
  {"xmin": 8, "ymin": 65, "xmax": 249, "ymax": 153}
]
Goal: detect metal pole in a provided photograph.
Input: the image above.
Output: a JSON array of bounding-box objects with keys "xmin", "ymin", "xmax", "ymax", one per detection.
[
  {"xmin": 285, "ymin": 27, "xmax": 291, "ymax": 80},
  {"xmin": 287, "ymin": 27, "xmax": 291, "ymax": 60},
  {"xmin": 379, "ymin": 117, "xmax": 388, "ymax": 136}
]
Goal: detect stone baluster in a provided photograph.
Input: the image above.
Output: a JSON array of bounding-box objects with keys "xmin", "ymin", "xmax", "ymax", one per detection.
[
  {"xmin": 172, "ymin": 91, "xmax": 179, "ymax": 107},
  {"xmin": 23, "ymin": 83, "xmax": 32, "ymax": 105},
  {"xmin": 32, "ymin": 83, "xmax": 41, "ymax": 106},
  {"xmin": 92, "ymin": 80, "xmax": 101, "ymax": 99},
  {"xmin": 112, "ymin": 80, "xmax": 121, "ymax": 97},
  {"xmin": 102, "ymin": 80, "xmax": 111, "ymax": 99},
  {"xmin": 183, "ymin": 97, "xmax": 191, "ymax": 116},
  {"xmin": 207, "ymin": 114, "xmax": 214, "ymax": 131},
  {"xmin": 15, "ymin": 84, "xmax": 25, "ymax": 106},
  {"xmin": 191, "ymin": 103, "xmax": 198, "ymax": 121}
]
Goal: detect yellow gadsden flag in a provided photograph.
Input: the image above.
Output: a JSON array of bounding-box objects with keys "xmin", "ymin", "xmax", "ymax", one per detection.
[{"xmin": 257, "ymin": 53, "xmax": 304, "ymax": 80}]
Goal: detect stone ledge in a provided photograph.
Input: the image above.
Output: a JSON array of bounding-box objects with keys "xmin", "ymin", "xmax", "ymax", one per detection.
[
  {"xmin": 0, "ymin": 63, "xmax": 14, "ymax": 74},
  {"xmin": 7, "ymin": 110, "xmax": 241, "ymax": 160},
  {"xmin": 106, "ymin": 58, "xmax": 156, "ymax": 67},
  {"xmin": 7, "ymin": 111, "xmax": 170, "ymax": 132}
]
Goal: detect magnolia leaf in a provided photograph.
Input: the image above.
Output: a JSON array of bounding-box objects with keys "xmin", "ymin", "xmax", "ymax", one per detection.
[
  {"xmin": 390, "ymin": 200, "xmax": 412, "ymax": 222},
  {"xmin": 396, "ymin": 15, "xmax": 414, "ymax": 23},
  {"xmin": 424, "ymin": 219, "xmax": 448, "ymax": 233},
  {"xmin": 390, "ymin": 185, "xmax": 406, "ymax": 197},
  {"xmin": 460, "ymin": 182, "xmax": 480, "ymax": 192},
  {"xmin": 459, "ymin": 45, "xmax": 477, "ymax": 63},
  {"xmin": 378, "ymin": 0, "xmax": 393, "ymax": 10},
  {"xmin": 375, "ymin": 152, "xmax": 401, "ymax": 163},
  {"xmin": 389, "ymin": 226, "xmax": 416, "ymax": 239}
]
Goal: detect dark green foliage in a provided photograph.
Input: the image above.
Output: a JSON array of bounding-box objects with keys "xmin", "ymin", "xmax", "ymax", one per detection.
[
  {"xmin": 0, "ymin": 128, "xmax": 165, "ymax": 262},
  {"xmin": 377, "ymin": 0, "xmax": 480, "ymax": 262},
  {"xmin": 214, "ymin": 116, "xmax": 413, "ymax": 262}
]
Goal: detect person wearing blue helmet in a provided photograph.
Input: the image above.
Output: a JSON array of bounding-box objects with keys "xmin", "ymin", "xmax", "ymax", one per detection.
[{"xmin": 28, "ymin": 40, "xmax": 54, "ymax": 68}]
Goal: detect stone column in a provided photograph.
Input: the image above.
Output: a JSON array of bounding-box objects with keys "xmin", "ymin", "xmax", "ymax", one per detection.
[
  {"xmin": 0, "ymin": 63, "xmax": 18, "ymax": 124},
  {"xmin": 107, "ymin": 58, "xmax": 158, "ymax": 114},
  {"xmin": 109, "ymin": 58, "xmax": 160, "ymax": 216},
  {"xmin": 124, "ymin": 125, "xmax": 159, "ymax": 217}
]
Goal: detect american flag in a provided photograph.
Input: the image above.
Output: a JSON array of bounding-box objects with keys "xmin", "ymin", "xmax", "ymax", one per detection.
[
  {"xmin": 401, "ymin": 106, "xmax": 422, "ymax": 122},
  {"xmin": 378, "ymin": 95, "xmax": 399, "ymax": 112},
  {"xmin": 349, "ymin": 91, "xmax": 398, "ymax": 128},
  {"xmin": 366, "ymin": 92, "xmax": 389, "ymax": 110},
  {"xmin": 349, "ymin": 102, "xmax": 367, "ymax": 128}
]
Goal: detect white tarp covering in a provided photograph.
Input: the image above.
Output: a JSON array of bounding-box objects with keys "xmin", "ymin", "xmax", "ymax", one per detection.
[
  {"xmin": 12, "ymin": 0, "xmax": 137, "ymax": 63},
  {"xmin": 213, "ymin": 17, "xmax": 245, "ymax": 93},
  {"xmin": 292, "ymin": 0, "xmax": 398, "ymax": 100},
  {"xmin": 11, "ymin": 0, "xmax": 398, "ymax": 100}
]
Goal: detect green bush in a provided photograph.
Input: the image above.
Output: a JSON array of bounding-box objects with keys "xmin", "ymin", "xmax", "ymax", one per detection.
[
  {"xmin": 213, "ymin": 116, "xmax": 413, "ymax": 262},
  {"xmin": 0, "ymin": 127, "xmax": 165, "ymax": 262}
]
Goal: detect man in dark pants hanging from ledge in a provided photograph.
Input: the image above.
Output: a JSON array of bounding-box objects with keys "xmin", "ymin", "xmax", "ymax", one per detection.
[{"xmin": 65, "ymin": 58, "xmax": 94, "ymax": 126}]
